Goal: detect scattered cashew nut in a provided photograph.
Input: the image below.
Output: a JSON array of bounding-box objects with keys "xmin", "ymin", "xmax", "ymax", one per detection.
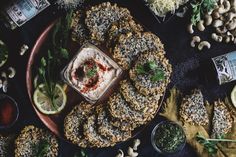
[
  {"xmin": 198, "ymin": 41, "xmax": 211, "ymax": 50},
  {"xmin": 0, "ymin": 79, "xmax": 2, "ymax": 89},
  {"xmin": 191, "ymin": 36, "xmax": 201, "ymax": 47},
  {"xmin": 115, "ymin": 149, "xmax": 124, "ymax": 157},
  {"xmin": 20, "ymin": 44, "xmax": 29, "ymax": 56},
  {"xmin": 218, "ymin": 0, "xmax": 231, "ymax": 14},
  {"xmin": 205, "ymin": 14, "xmax": 213, "ymax": 26},
  {"xmin": 212, "ymin": 9, "xmax": 221, "ymax": 19},
  {"xmin": 7, "ymin": 67, "xmax": 16, "ymax": 79},
  {"xmin": 2, "ymin": 80, "xmax": 8, "ymax": 93},
  {"xmin": 212, "ymin": 19, "xmax": 224, "ymax": 27},
  {"xmin": 211, "ymin": 33, "xmax": 223, "ymax": 42},
  {"xmin": 187, "ymin": 24, "xmax": 194, "ymax": 34},
  {"xmin": 127, "ymin": 147, "xmax": 138, "ymax": 157},
  {"xmin": 197, "ymin": 20, "xmax": 205, "ymax": 31},
  {"xmin": 133, "ymin": 139, "xmax": 141, "ymax": 151},
  {"xmin": 226, "ymin": 18, "xmax": 236, "ymax": 30}
]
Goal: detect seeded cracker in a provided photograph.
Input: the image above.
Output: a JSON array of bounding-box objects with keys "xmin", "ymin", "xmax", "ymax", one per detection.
[
  {"xmin": 15, "ymin": 125, "xmax": 58, "ymax": 157},
  {"xmin": 179, "ymin": 89, "xmax": 209, "ymax": 126},
  {"xmin": 108, "ymin": 92, "xmax": 160, "ymax": 125},
  {"xmin": 109, "ymin": 114, "xmax": 138, "ymax": 132},
  {"xmin": 113, "ymin": 32, "xmax": 165, "ymax": 70},
  {"xmin": 96, "ymin": 105, "xmax": 131, "ymax": 143},
  {"xmin": 106, "ymin": 18, "xmax": 144, "ymax": 48},
  {"xmin": 211, "ymin": 100, "xmax": 233, "ymax": 138},
  {"xmin": 120, "ymin": 79, "xmax": 161, "ymax": 111},
  {"xmin": 85, "ymin": 2, "xmax": 132, "ymax": 42},
  {"xmin": 129, "ymin": 51, "xmax": 172, "ymax": 96},
  {"xmin": 64, "ymin": 102, "xmax": 94, "ymax": 148},
  {"xmin": 83, "ymin": 114, "xmax": 115, "ymax": 148}
]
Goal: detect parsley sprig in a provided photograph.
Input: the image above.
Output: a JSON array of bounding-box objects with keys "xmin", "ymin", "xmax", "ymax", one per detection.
[
  {"xmin": 32, "ymin": 139, "xmax": 50, "ymax": 157},
  {"xmin": 86, "ymin": 66, "xmax": 97, "ymax": 78},
  {"xmin": 136, "ymin": 61, "xmax": 165, "ymax": 82},
  {"xmin": 37, "ymin": 11, "xmax": 73, "ymax": 107},
  {"xmin": 191, "ymin": 0, "xmax": 216, "ymax": 25},
  {"xmin": 196, "ymin": 132, "xmax": 236, "ymax": 156},
  {"xmin": 74, "ymin": 149, "xmax": 88, "ymax": 157}
]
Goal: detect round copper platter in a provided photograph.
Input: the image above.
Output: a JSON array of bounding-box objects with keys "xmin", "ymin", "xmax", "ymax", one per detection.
[{"xmin": 26, "ymin": 20, "xmax": 165, "ymax": 146}]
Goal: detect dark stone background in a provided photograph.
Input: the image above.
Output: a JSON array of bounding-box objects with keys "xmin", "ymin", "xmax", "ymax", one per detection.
[{"xmin": 0, "ymin": 0, "xmax": 235, "ymax": 156}]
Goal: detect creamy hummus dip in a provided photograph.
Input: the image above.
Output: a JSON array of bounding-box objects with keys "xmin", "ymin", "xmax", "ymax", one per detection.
[{"xmin": 62, "ymin": 45, "xmax": 122, "ymax": 103}]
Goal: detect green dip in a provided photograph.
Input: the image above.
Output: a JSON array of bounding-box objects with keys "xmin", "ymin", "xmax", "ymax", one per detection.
[{"xmin": 152, "ymin": 121, "xmax": 186, "ymax": 154}]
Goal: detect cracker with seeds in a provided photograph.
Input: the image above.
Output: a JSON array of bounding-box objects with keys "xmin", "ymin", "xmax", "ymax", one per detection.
[
  {"xmin": 96, "ymin": 105, "xmax": 131, "ymax": 143},
  {"xmin": 120, "ymin": 79, "xmax": 161, "ymax": 111},
  {"xmin": 106, "ymin": 19, "xmax": 143, "ymax": 48},
  {"xmin": 129, "ymin": 50, "xmax": 172, "ymax": 96},
  {"xmin": 179, "ymin": 89, "xmax": 209, "ymax": 126},
  {"xmin": 83, "ymin": 114, "xmax": 115, "ymax": 148},
  {"xmin": 64, "ymin": 102, "xmax": 94, "ymax": 148},
  {"xmin": 15, "ymin": 125, "xmax": 58, "ymax": 157},
  {"xmin": 85, "ymin": 2, "xmax": 132, "ymax": 42},
  {"xmin": 113, "ymin": 32, "xmax": 165, "ymax": 70},
  {"xmin": 211, "ymin": 100, "xmax": 233, "ymax": 138}
]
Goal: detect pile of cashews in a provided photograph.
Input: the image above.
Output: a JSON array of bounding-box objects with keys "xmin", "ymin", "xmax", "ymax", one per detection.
[
  {"xmin": 115, "ymin": 139, "xmax": 141, "ymax": 157},
  {"xmin": 0, "ymin": 67, "xmax": 16, "ymax": 93},
  {"xmin": 188, "ymin": 0, "xmax": 236, "ymax": 51}
]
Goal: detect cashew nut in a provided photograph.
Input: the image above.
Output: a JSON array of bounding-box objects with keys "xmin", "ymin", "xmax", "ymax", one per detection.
[
  {"xmin": 233, "ymin": 38, "xmax": 236, "ymax": 44},
  {"xmin": 226, "ymin": 18, "xmax": 236, "ymax": 30},
  {"xmin": 205, "ymin": 14, "xmax": 213, "ymax": 26},
  {"xmin": 226, "ymin": 31, "xmax": 234, "ymax": 41},
  {"xmin": 115, "ymin": 149, "xmax": 124, "ymax": 157},
  {"xmin": 197, "ymin": 20, "xmax": 205, "ymax": 31},
  {"xmin": 2, "ymin": 80, "xmax": 8, "ymax": 93},
  {"xmin": 231, "ymin": 0, "xmax": 236, "ymax": 8},
  {"xmin": 211, "ymin": 33, "xmax": 223, "ymax": 42},
  {"xmin": 224, "ymin": 35, "xmax": 231, "ymax": 43},
  {"xmin": 127, "ymin": 147, "xmax": 138, "ymax": 157},
  {"xmin": 133, "ymin": 139, "xmax": 141, "ymax": 151},
  {"xmin": 216, "ymin": 26, "xmax": 227, "ymax": 34},
  {"xmin": 212, "ymin": 9, "xmax": 221, "ymax": 19},
  {"xmin": 190, "ymin": 36, "xmax": 201, "ymax": 47},
  {"xmin": 212, "ymin": 19, "xmax": 224, "ymax": 27},
  {"xmin": 218, "ymin": 0, "xmax": 231, "ymax": 14},
  {"xmin": 226, "ymin": 12, "xmax": 236, "ymax": 21},
  {"xmin": 0, "ymin": 79, "xmax": 2, "ymax": 89},
  {"xmin": 7, "ymin": 67, "xmax": 16, "ymax": 79},
  {"xmin": 198, "ymin": 41, "xmax": 211, "ymax": 50},
  {"xmin": 20, "ymin": 44, "xmax": 29, "ymax": 56},
  {"xmin": 187, "ymin": 23, "xmax": 194, "ymax": 34},
  {"xmin": 1, "ymin": 72, "xmax": 7, "ymax": 80}
]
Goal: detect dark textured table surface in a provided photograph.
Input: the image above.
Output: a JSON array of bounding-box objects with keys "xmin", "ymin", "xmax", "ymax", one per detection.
[{"xmin": 0, "ymin": 0, "xmax": 235, "ymax": 156}]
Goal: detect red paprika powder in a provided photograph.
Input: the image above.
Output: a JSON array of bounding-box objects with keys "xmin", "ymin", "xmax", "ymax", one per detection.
[{"xmin": 0, "ymin": 96, "xmax": 17, "ymax": 127}]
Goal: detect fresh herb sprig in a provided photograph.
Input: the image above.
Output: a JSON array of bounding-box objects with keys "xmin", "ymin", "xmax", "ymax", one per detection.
[
  {"xmin": 196, "ymin": 132, "xmax": 236, "ymax": 156},
  {"xmin": 33, "ymin": 139, "xmax": 50, "ymax": 157},
  {"xmin": 136, "ymin": 61, "xmax": 165, "ymax": 82},
  {"xmin": 37, "ymin": 10, "xmax": 73, "ymax": 107},
  {"xmin": 86, "ymin": 66, "xmax": 97, "ymax": 78},
  {"xmin": 74, "ymin": 149, "xmax": 88, "ymax": 157},
  {"xmin": 191, "ymin": 0, "xmax": 216, "ymax": 25}
]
